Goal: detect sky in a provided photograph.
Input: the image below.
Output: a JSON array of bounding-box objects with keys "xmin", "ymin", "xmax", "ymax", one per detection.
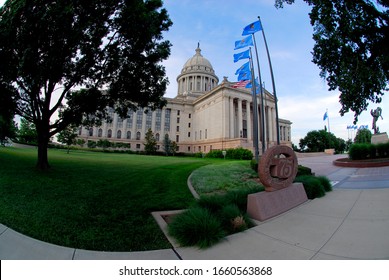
[
  {"xmin": 1, "ymin": 0, "xmax": 387, "ymax": 145},
  {"xmin": 161, "ymin": 0, "xmax": 388, "ymax": 145}
]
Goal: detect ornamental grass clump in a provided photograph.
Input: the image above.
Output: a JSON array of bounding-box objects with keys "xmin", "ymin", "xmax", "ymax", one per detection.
[{"xmin": 168, "ymin": 207, "xmax": 225, "ymax": 248}]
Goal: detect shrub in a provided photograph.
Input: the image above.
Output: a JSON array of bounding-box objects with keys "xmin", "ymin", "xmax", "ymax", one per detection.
[
  {"xmin": 297, "ymin": 165, "xmax": 313, "ymax": 176},
  {"xmin": 250, "ymin": 158, "xmax": 258, "ymax": 172},
  {"xmin": 349, "ymin": 143, "xmax": 370, "ymax": 160},
  {"xmin": 196, "ymin": 194, "xmax": 228, "ymax": 213},
  {"xmin": 205, "ymin": 150, "xmax": 224, "ymax": 159},
  {"xmin": 168, "ymin": 207, "xmax": 225, "ymax": 248},
  {"xmin": 218, "ymin": 204, "xmax": 249, "ymax": 234},
  {"xmin": 376, "ymin": 142, "xmax": 389, "ymax": 158},
  {"xmin": 224, "ymin": 186, "xmax": 264, "ymax": 212},
  {"xmin": 317, "ymin": 176, "xmax": 332, "ymax": 192},
  {"xmin": 294, "ymin": 175, "xmax": 325, "ymax": 199},
  {"xmin": 226, "ymin": 147, "xmax": 253, "ymax": 160}
]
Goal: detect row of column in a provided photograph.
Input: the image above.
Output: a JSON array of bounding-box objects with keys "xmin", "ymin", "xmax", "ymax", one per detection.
[
  {"xmin": 178, "ymin": 75, "xmax": 217, "ymax": 94},
  {"xmin": 227, "ymin": 97, "xmax": 278, "ymax": 143}
]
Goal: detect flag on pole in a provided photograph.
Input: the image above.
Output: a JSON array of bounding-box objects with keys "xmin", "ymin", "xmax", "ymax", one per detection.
[
  {"xmin": 233, "ymin": 49, "xmax": 250, "ymax": 62},
  {"xmin": 237, "ymin": 70, "xmax": 252, "ymax": 81},
  {"xmin": 242, "ymin": 20, "xmax": 262, "ymax": 35},
  {"xmin": 234, "ymin": 35, "xmax": 254, "ymax": 50},
  {"xmin": 231, "ymin": 80, "xmax": 250, "ymax": 88},
  {"xmin": 245, "ymin": 77, "xmax": 259, "ymax": 89},
  {"xmin": 323, "ymin": 111, "xmax": 328, "ymax": 121},
  {"xmin": 235, "ymin": 61, "xmax": 250, "ymax": 75}
]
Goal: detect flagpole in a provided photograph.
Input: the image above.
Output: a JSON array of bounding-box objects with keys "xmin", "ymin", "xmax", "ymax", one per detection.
[
  {"xmin": 258, "ymin": 16, "xmax": 280, "ymax": 145},
  {"xmin": 249, "ymin": 48, "xmax": 260, "ymax": 162},
  {"xmin": 251, "ymin": 33, "xmax": 266, "ymax": 154},
  {"xmin": 327, "ymin": 109, "xmax": 331, "ymax": 133}
]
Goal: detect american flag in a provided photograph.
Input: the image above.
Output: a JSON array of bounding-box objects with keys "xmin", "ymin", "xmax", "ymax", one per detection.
[{"xmin": 231, "ymin": 80, "xmax": 250, "ymax": 88}]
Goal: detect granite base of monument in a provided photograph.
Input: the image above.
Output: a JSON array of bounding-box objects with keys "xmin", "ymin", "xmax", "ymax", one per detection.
[
  {"xmin": 371, "ymin": 132, "xmax": 388, "ymax": 144},
  {"xmin": 247, "ymin": 183, "xmax": 308, "ymax": 222}
]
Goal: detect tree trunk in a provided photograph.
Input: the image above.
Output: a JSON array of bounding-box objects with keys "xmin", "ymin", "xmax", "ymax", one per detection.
[{"xmin": 36, "ymin": 125, "xmax": 51, "ymax": 170}]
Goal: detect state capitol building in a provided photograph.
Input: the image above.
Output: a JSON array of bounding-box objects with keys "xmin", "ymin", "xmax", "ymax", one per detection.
[{"xmin": 78, "ymin": 46, "xmax": 292, "ymax": 154}]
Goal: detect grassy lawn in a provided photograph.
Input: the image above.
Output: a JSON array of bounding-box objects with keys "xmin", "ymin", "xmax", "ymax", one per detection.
[
  {"xmin": 0, "ymin": 147, "xmax": 265, "ymax": 252},
  {"xmin": 0, "ymin": 147, "xmax": 213, "ymax": 252}
]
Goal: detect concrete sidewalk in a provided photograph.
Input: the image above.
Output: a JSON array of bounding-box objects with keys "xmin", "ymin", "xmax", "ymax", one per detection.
[{"xmin": 1, "ymin": 154, "xmax": 389, "ymax": 260}]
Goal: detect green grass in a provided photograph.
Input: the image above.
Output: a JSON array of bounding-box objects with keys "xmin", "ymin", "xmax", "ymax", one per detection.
[
  {"xmin": 190, "ymin": 161, "xmax": 263, "ymax": 195},
  {"xmin": 0, "ymin": 147, "xmax": 213, "ymax": 251}
]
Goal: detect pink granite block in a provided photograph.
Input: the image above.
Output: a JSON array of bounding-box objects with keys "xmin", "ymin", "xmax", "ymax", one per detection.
[{"xmin": 247, "ymin": 183, "xmax": 308, "ymax": 221}]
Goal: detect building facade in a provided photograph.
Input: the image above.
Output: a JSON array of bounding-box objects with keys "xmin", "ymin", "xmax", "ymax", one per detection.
[{"xmin": 78, "ymin": 46, "xmax": 292, "ymax": 154}]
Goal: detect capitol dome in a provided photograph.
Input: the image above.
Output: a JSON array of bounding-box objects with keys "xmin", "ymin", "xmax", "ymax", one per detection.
[
  {"xmin": 182, "ymin": 46, "xmax": 214, "ymax": 72},
  {"xmin": 176, "ymin": 44, "xmax": 219, "ymax": 98}
]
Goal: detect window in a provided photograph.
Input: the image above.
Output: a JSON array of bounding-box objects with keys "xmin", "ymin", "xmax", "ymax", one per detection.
[
  {"xmin": 188, "ymin": 132, "xmax": 191, "ymax": 138},
  {"xmin": 136, "ymin": 110, "xmax": 143, "ymax": 129},
  {"xmin": 176, "ymin": 135, "xmax": 179, "ymax": 143},
  {"xmin": 146, "ymin": 110, "xmax": 152, "ymax": 130},
  {"xmin": 127, "ymin": 131, "xmax": 131, "ymax": 139},
  {"xmin": 107, "ymin": 129, "xmax": 112, "ymax": 138},
  {"xmin": 117, "ymin": 130, "xmax": 121, "ymax": 139},
  {"xmin": 188, "ymin": 123, "xmax": 191, "ymax": 128},
  {"xmin": 136, "ymin": 144, "xmax": 141, "ymax": 149},
  {"xmin": 188, "ymin": 147, "xmax": 191, "ymax": 152},
  {"xmin": 164, "ymin": 109, "xmax": 171, "ymax": 132},
  {"xmin": 136, "ymin": 131, "xmax": 141, "ymax": 140},
  {"xmin": 117, "ymin": 118, "xmax": 123, "ymax": 128},
  {"xmin": 78, "ymin": 127, "xmax": 82, "ymax": 135},
  {"xmin": 155, "ymin": 109, "xmax": 162, "ymax": 131},
  {"xmin": 176, "ymin": 126, "xmax": 180, "ymax": 132},
  {"xmin": 89, "ymin": 128, "xmax": 93, "ymax": 136},
  {"xmin": 205, "ymin": 129, "xmax": 207, "ymax": 139},
  {"xmin": 98, "ymin": 129, "xmax": 102, "ymax": 137},
  {"xmin": 177, "ymin": 110, "xmax": 180, "ymax": 116},
  {"xmin": 127, "ymin": 111, "xmax": 133, "ymax": 129},
  {"xmin": 177, "ymin": 117, "xmax": 180, "ymax": 124},
  {"xmin": 155, "ymin": 133, "xmax": 160, "ymax": 142},
  {"xmin": 189, "ymin": 113, "xmax": 191, "ymax": 118}
]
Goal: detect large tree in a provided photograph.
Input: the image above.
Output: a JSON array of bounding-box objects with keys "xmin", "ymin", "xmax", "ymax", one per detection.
[
  {"xmin": 0, "ymin": 0, "xmax": 172, "ymax": 169},
  {"xmin": 275, "ymin": 0, "xmax": 389, "ymax": 122}
]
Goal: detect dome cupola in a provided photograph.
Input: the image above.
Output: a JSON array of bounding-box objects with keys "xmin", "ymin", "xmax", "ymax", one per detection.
[{"xmin": 176, "ymin": 44, "xmax": 219, "ymax": 98}]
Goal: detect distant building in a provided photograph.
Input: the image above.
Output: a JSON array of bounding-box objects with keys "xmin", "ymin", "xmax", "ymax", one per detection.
[{"xmin": 78, "ymin": 45, "xmax": 292, "ymax": 154}]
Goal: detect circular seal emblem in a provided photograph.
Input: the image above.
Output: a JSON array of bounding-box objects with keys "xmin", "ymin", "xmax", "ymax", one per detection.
[{"xmin": 258, "ymin": 145, "xmax": 298, "ymax": 192}]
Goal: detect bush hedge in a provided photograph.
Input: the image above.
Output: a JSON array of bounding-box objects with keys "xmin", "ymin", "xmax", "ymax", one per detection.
[
  {"xmin": 349, "ymin": 142, "xmax": 389, "ymax": 160},
  {"xmin": 205, "ymin": 147, "xmax": 253, "ymax": 160},
  {"xmin": 294, "ymin": 175, "xmax": 332, "ymax": 199}
]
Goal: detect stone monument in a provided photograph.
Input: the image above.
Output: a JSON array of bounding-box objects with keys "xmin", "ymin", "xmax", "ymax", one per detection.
[
  {"xmin": 247, "ymin": 145, "xmax": 308, "ymax": 221},
  {"xmin": 370, "ymin": 107, "xmax": 388, "ymax": 144}
]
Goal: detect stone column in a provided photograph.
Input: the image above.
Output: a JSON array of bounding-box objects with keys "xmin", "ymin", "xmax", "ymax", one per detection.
[
  {"xmin": 113, "ymin": 113, "xmax": 118, "ymax": 138},
  {"xmin": 246, "ymin": 101, "xmax": 251, "ymax": 140},
  {"xmin": 229, "ymin": 97, "xmax": 235, "ymax": 138},
  {"xmin": 151, "ymin": 111, "xmax": 156, "ymax": 132},
  {"xmin": 238, "ymin": 99, "xmax": 243, "ymax": 138},
  {"xmin": 161, "ymin": 108, "xmax": 166, "ymax": 134}
]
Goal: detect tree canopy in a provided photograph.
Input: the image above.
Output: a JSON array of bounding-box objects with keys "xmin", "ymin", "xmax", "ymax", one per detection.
[
  {"xmin": 275, "ymin": 0, "xmax": 389, "ymax": 123},
  {"xmin": 0, "ymin": 0, "xmax": 172, "ymax": 169},
  {"xmin": 299, "ymin": 129, "xmax": 346, "ymax": 153}
]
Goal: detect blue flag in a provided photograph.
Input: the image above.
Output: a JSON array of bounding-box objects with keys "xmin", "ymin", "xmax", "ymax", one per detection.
[
  {"xmin": 245, "ymin": 77, "xmax": 259, "ymax": 89},
  {"xmin": 235, "ymin": 61, "xmax": 250, "ymax": 75},
  {"xmin": 323, "ymin": 111, "xmax": 328, "ymax": 121},
  {"xmin": 238, "ymin": 70, "xmax": 252, "ymax": 81},
  {"xmin": 234, "ymin": 35, "xmax": 253, "ymax": 50},
  {"xmin": 233, "ymin": 49, "xmax": 250, "ymax": 62},
  {"xmin": 242, "ymin": 20, "xmax": 262, "ymax": 35}
]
